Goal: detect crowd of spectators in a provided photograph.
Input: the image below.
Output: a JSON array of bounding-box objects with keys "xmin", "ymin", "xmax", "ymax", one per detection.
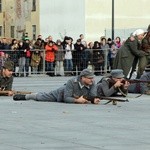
[{"xmin": 0, "ymin": 33, "xmax": 123, "ymax": 77}]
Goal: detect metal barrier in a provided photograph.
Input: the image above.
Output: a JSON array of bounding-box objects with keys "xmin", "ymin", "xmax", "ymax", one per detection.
[{"xmin": 0, "ymin": 48, "xmax": 115, "ymax": 76}]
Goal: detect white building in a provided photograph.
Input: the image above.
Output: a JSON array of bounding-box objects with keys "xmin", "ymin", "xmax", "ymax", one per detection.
[{"xmin": 40, "ymin": 0, "xmax": 150, "ymax": 42}]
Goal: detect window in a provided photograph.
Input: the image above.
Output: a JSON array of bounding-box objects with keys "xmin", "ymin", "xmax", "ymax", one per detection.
[
  {"xmin": 32, "ymin": 0, "xmax": 36, "ymax": 11},
  {"xmin": 11, "ymin": 26, "xmax": 15, "ymax": 38},
  {"xmin": 32, "ymin": 25, "xmax": 36, "ymax": 40},
  {"xmin": 0, "ymin": 0, "xmax": 2, "ymax": 13},
  {"xmin": 0, "ymin": 26, "xmax": 2, "ymax": 36}
]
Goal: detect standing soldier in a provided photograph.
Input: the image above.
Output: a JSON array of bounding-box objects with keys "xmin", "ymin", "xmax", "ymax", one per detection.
[
  {"xmin": 113, "ymin": 29, "xmax": 146, "ymax": 78},
  {"xmin": 137, "ymin": 25, "xmax": 150, "ymax": 78}
]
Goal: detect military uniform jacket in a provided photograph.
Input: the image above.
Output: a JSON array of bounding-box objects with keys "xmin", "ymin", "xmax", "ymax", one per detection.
[
  {"xmin": 113, "ymin": 37, "xmax": 146, "ymax": 77},
  {"xmin": 37, "ymin": 76, "xmax": 97, "ymax": 103},
  {"xmin": 142, "ymin": 32, "xmax": 150, "ymax": 53},
  {"xmin": 97, "ymin": 77, "xmax": 128, "ymax": 97},
  {"xmin": 63, "ymin": 76, "xmax": 97, "ymax": 103},
  {"xmin": 0, "ymin": 71, "xmax": 13, "ymax": 90}
]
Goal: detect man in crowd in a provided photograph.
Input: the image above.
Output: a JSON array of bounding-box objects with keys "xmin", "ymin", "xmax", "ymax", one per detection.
[
  {"xmin": 0, "ymin": 61, "xmax": 14, "ymax": 96},
  {"xmin": 97, "ymin": 69, "xmax": 130, "ymax": 97},
  {"xmin": 13, "ymin": 69, "xmax": 100, "ymax": 104}
]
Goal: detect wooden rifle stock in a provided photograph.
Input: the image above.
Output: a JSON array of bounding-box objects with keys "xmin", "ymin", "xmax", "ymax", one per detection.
[{"xmin": 0, "ymin": 90, "xmax": 32, "ymax": 96}]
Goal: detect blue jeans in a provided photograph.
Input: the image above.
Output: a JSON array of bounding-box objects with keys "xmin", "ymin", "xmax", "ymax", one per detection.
[
  {"xmin": 65, "ymin": 59, "xmax": 73, "ymax": 71},
  {"xmin": 46, "ymin": 61, "xmax": 54, "ymax": 72}
]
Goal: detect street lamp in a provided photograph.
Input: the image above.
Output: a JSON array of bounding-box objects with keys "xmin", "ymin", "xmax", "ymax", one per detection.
[{"xmin": 112, "ymin": 0, "xmax": 114, "ymax": 41}]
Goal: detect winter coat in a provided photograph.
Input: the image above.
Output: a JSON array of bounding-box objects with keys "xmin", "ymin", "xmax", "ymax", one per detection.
[
  {"xmin": 45, "ymin": 44, "xmax": 58, "ymax": 62},
  {"xmin": 31, "ymin": 52, "xmax": 41, "ymax": 67},
  {"xmin": 55, "ymin": 45, "xmax": 64, "ymax": 61},
  {"xmin": 142, "ymin": 31, "xmax": 150, "ymax": 53}
]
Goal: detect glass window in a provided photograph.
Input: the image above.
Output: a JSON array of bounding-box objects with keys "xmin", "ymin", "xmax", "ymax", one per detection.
[
  {"xmin": 0, "ymin": 0, "xmax": 2, "ymax": 13},
  {"xmin": 11, "ymin": 26, "xmax": 15, "ymax": 38},
  {"xmin": 0, "ymin": 26, "xmax": 2, "ymax": 36},
  {"xmin": 32, "ymin": 25, "xmax": 36, "ymax": 40},
  {"xmin": 32, "ymin": 0, "xmax": 36, "ymax": 11}
]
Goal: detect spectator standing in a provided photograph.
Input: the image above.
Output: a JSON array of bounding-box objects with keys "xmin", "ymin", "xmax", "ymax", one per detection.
[
  {"xmin": 109, "ymin": 43, "xmax": 118, "ymax": 69},
  {"xmin": 107, "ymin": 38, "xmax": 113, "ymax": 48},
  {"xmin": 100, "ymin": 37, "xmax": 110, "ymax": 73},
  {"xmin": 86, "ymin": 42, "xmax": 94, "ymax": 70},
  {"xmin": 93, "ymin": 41, "xmax": 104, "ymax": 75},
  {"xmin": 73, "ymin": 39, "xmax": 85, "ymax": 74},
  {"xmin": 23, "ymin": 39, "xmax": 31, "ymax": 77},
  {"xmin": 18, "ymin": 40, "xmax": 26, "ymax": 77},
  {"xmin": 9, "ymin": 39, "xmax": 19, "ymax": 76},
  {"xmin": 55, "ymin": 40, "xmax": 65, "ymax": 76},
  {"xmin": 30, "ymin": 49, "xmax": 41, "ymax": 74},
  {"xmin": 64, "ymin": 37, "xmax": 74, "ymax": 76},
  {"xmin": 114, "ymin": 36, "xmax": 122, "ymax": 48},
  {"xmin": 80, "ymin": 41, "xmax": 91, "ymax": 71},
  {"xmin": 45, "ymin": 41, "xmax": 58, "ymax": 76},
  {"xmin": 33, "ymin": 38, "xmax": 44, "ymax": 73}
]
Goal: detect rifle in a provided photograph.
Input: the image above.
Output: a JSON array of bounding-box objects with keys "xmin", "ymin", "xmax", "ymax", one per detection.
[
  {"xmin": 0, "ymin": 90, "xmax": 32, "ymax": 96},
  {"xmin": 122, "ymin": 79, "xmax": 150, "ymax": 84},
  {"xmin": 83, "ymin": 95, "xmax": 129, "ymax": 105}
]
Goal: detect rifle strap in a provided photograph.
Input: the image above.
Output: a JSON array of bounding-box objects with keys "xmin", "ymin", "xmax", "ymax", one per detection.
[
  {"xmin": 118, "ymin": 87, "xmax": 127, "ymax": 97},
  {"xmin": 118, "ymin": 87, "xmax": 142, "ymax": 98}
]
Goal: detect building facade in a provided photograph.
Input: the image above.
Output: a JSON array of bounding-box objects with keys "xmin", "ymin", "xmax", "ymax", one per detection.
[
  {"xmin": 0, "ymin": 0, "xmax": 39, "ymax": 40},
  {"xmin": 0, "ymin": 0, "xmax": 150, "ymax": 42}
]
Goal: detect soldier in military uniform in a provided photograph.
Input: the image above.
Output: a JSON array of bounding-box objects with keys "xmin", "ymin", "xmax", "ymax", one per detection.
[
  {"xmin": 137, "ymin": 24, "xmax": 150, "ymax": 78},
  {"xmin": 13, "ymin": 69, "xmax": 100, "ymax": 104},
  {"xmin": 97, "ymin": 69, "xmax": 130, "ymax": 97},
  {"xmin": 0, "ymin": 61, "xmax": 14, "ymax": 96},
  {"xmin": 128, "ymin": 66, "xmax": 150, "ymax": 95}
]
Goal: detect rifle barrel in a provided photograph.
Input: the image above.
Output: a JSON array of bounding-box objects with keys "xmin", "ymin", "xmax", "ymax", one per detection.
[
  {"xmin": 100, "ymin": 96, "xmax": 129, "ymax": 102},
  {"xmin": 126, "ymin": 79, "xmax": 150, "ymax": 84}
]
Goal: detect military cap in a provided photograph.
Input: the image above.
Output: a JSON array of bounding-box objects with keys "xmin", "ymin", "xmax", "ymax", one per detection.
[
  {"xmin": 80, "ymin": 69, "xmax": 95, "ymax": 78},
  {"xmin": 111, "ymin": 69, "xmax": 124, "ymax": 78},
  {"xmin": 3, "ymin": 61, "xmax": 14, "ymax": 71}
]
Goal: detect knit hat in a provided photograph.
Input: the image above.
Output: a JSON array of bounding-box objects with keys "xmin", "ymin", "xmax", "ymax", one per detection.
[
  {"xmin": 3, "ymin": 61, "xmax": 14, "ymax": 71},
  {"xmin": 80, "ymin": 69, "xmax": 95, "ymax": 78},
  {"xmin": 133, "ymin": 29, "xmax": 145, "ymax": 36},
  {"xmin": 111, "ymin": 69, "xmax": 124, "ymax": 78}
]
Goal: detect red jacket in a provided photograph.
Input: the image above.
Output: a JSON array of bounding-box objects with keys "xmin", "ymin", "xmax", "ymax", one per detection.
[{"xmin": 45, "ymin": 44, "xmax": 58, "ymax": 62}]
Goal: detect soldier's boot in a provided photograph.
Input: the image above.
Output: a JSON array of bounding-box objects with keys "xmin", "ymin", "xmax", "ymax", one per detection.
[{"xmin": 13, "ymin": 94, "xmax": 26, "ymax": 101}]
